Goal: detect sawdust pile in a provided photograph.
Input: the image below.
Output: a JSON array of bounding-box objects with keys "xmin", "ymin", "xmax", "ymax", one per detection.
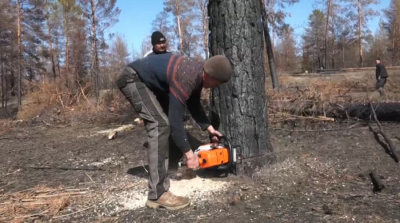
[{"xmin": 98, "ymin": 175, "xmax": 228, "ymax": 214}]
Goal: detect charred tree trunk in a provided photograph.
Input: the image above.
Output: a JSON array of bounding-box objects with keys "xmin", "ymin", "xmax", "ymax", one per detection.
[
  {"xmin": 261, "ymin": 0, "xmax": 279, "ymax": 90},
  {"xmin": 17, "ymin": 0, "xmax": 22, "ymax": 109},
  {"xmin": 208, "ymin": 0, "xmax": 274, "ymax": 167}
]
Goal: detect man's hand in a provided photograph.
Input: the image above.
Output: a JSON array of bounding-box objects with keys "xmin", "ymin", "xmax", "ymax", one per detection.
[
  {"xmin": 207, "ymin": 125, "xmax": 223, "ymax": 143},
  {"xmin": 185, "ymin": 150, "xmax": 199, "ymax": 169}
]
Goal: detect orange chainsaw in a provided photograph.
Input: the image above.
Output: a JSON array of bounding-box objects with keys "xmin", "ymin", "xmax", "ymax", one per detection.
[{"xmin": 179, "ymin": 136, "xmax": 237, "ymax": 174}]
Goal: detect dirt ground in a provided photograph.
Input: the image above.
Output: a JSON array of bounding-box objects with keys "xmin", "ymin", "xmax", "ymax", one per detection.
[
  {"xmin": 1, "ymin": 120, "xmax": 400, "ymax": 222},
  {"xmin": 1, "ymin": 70, "xmax": 400, "ymax": 222}
]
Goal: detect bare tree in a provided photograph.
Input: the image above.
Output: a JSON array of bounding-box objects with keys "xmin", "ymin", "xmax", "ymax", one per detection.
[
  {"xmin": 302, "ymin": 9, "xmax": 326, "ymax": 72},
  {"xmin": 344, "ymin": 0, "xmax": 379, "ymax": 67},
  {"xmin": 17, "ymin": 0, "xmax": 22, "ymax": 108},
  {"xmin": 199, "ymin": 0, "xmax": 209, "ymax": 59},
  {"xmin": 275, "ymin": 24, "xmax": 298, "ymax": 72},
  {"xmin": 324, "ymin": 0, "xmax": 332, "ymax": 69},
  {"xmin": 80, "ymin": 0, "xmax": 120, "ymax": 103},
  {"xmin": 384, "ymin": 0, "xmax": 400, "ymax": 66},
  {"xmin": 45, "ymin": 0, "xmax": 57, "ymax": 80},
  {"xmin": 164, "ymin": 0, "xmax": 195, "ymax": 55},
  {"xmin": 261, "ymin": 0, "xmax": 279, "ymax": 90},
  {"xmin": 58, "ymin": 0, "xmax": 80, "ymax": 87}
]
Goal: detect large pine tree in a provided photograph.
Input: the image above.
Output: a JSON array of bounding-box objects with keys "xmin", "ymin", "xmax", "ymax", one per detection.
[{"xmin": 208, "ymin": 0, "xmax": 274, "ymax": 171}]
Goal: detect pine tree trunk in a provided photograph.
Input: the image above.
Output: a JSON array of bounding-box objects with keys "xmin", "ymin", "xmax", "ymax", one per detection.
[
  {"xmin": 357, "ymin": 0, "xmax": 363, "ymax": 67},
  {"xmin": 46, "ymin": 0, "xmax": 56, "ymax": 81},
  {"xmin": 261, "ymin": 0, "xmax": 279, "ymax": 90},
  {"xmin": 208, "ymin": 0, "xmax": 274, "ymax": 165},
  {"xmin": 392, "ymin": 27, "xmax": 395, "ymax": 66},
  {"xmin": 175, "ymin": 0, "xmax": 184, "ymax": 55},
  {"xmin": 91, "ymin": 0, "xmax": 100, "ymax": 103},
  {"xmin": 65, "ymin": 19, "xmax": 70, "ymax": 86},
  {"xmin": 1, "ymin": 60, "xmax": 4, "ymax": 112},
  {"xmin": 324, "ymin": 0, "xmax": 332, "ymax": 69},
  {"xmin": 201, "ymin": 0, "xmax": 209, "ymax": 59},
  {"xmin": 342, "ymin": 44, "xmax": 345, "ymax": 68},
  {"xmin": 17, "ymin": 0, "xmax": 22, "ymax": 109}
]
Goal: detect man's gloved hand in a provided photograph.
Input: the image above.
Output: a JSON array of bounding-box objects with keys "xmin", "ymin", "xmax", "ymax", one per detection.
[
  {"xmin": 185, "ymin": 150, "xmax": 199, "ymax": 169},
  {"xmin": 207, "ymin": 125, "xmax": 223, "ymax": 143}
]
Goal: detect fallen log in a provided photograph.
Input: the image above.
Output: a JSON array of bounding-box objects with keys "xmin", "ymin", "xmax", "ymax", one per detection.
[{"xmin": 270, "ymin": 101, "xmax": 400, "ymax": 121}]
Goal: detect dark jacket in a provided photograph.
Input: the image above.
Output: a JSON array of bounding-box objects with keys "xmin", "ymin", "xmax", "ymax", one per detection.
[
  {"xmin": 376, "ymin": 63, "xmax": 389, "ymax": 79},
  {"xmin": 118, "ymin": 53, "xmax": 211, "ymax": 153}
]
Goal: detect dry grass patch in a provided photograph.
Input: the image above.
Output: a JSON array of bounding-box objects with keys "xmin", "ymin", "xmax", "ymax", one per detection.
[{"xmin": 0, "ymin": 186, "xmax": 90, "ymax": 222}]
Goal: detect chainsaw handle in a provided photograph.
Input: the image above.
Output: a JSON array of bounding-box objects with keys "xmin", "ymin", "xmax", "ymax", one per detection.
[
  {"xmin": 215, "ymin": 135, "xmax": 233, "ymax": 171},
  {"xmin": 178, "ymin": 156, "xmax": 204, "ymax": 167}
]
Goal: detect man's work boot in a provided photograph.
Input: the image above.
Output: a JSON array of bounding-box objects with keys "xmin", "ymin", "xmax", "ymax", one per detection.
[{"xmin": 146, "ymin": 191, "xmax": 190, "ymax": 210}]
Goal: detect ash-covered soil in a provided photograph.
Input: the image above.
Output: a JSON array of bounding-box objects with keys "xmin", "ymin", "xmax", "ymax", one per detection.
[{"xmin": 1, "ymin": 121, "xmax": 400, "ymax": 222}]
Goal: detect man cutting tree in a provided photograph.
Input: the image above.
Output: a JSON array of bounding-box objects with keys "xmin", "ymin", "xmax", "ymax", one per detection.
[{"xmin": 117, "ymin": 53, "xmax": 232, "ymax": 210}]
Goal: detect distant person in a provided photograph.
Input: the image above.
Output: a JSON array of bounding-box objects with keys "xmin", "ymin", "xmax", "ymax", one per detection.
[
  {"xmin": 375, "ymin": 58, "xmax": 389, "ymax": 97},
  {"xmin": 143, "ymin": 31, "xmax": 168, "ymax": 57}
]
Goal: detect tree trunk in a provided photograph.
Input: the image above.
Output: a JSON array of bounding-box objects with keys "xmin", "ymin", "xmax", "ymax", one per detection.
[
  {"xmin": 46, "ymin": 0, "xmax": 56, "ymax": 81},
  {"xmin": 91, "ymin": 0, "xmax": 100, "ymax": 103},
  {"xmin": 208, "ymin": 0, "xmax": 274, "ymax": 164},
  {"xmin": 342, "ymin": 44, "xmax": 345, "ymax": 68},
  {"xmin": 392, "ymin": 27, "xmax": 395, "ymax": 66},
  {"xmin": 200, "ymin": 0, "xmax": 209, "ymax": 59},
  {"xmin": 324, "ymin": 0, "xmax": 332, "ymax": 70},
  {"xmin": 174, "ymin": 0, "xmax": 184, "ymax": 55},
  {"xmin": 17, "ymin": 0, "xmax": 22, "ymax": 109},
  {"xmin": 261, "ymin": 0, "xmax": 279, "ymax": 90},
  {"xmin": 1, "ymin": 59, "xmax": 4, "ymax": 112},
  {"xmin": 64, "ymin": 18, "xmax": 70, "ymax": 86},
  {"xmin": 357, "ymin": 0, "xmax": 363, "ymax": 67}
]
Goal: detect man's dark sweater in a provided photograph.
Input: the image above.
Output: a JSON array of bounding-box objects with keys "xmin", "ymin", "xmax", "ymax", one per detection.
[
  {"xmin": 126, "ymin": 53, "xmax": 211, "ymax": 153},
  {"xmin": 376, "ymin": 63, "xmax": 389, "ymax": 80}
]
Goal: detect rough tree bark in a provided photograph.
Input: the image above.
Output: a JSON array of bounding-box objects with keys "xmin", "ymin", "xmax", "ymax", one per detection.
[
  {"xmin": 261, "ymin": 0, "xmax": 279, "ymax": 90},
  {"xmin": 357, "ymin": 0, "xmax": 363, "ymax": 67},
  {"xmin": 208, "ymin": 0, "xmax": 274, "ymax": 170},
  {"xmin": 90, "ymin": 0, "xmax": 100, "ymax": 103},
  {"xmin": 17, "ymin": 0, "xmax": 22, "ymax": 109}
]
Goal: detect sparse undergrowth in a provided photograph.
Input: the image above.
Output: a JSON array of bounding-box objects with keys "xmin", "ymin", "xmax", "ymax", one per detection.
[{"xmin": 266, "ymin": 70, "xmax": 400, "ymax": 125}]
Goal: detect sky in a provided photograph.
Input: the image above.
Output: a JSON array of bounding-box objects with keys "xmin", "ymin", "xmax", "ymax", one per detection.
[{"xmin": 108, "ymin": 0, "xmax": 391, "ymax": 55}]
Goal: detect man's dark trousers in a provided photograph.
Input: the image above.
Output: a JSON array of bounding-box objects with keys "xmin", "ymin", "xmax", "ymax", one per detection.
[{"xmin": 119, "ymin": 67, "xmax": 170, "ymax": 200}]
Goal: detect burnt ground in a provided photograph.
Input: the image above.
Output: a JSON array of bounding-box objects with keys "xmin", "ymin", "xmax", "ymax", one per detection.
[{"xmin": 0, "ymin": 119, "xmax": 400, "ymax": 223}]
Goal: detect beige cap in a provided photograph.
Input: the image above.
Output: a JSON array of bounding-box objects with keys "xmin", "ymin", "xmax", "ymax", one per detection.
[{"xmin": 203, "ymin": 55, "xmax": 232, "ymax": 83}]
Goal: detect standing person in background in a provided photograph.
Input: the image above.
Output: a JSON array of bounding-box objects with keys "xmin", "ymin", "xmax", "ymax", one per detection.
[
  {"xmin": 375, "ymin": 58, "xmax": 389, "ymax": 97},
  {"xmin": 144, "ymin": 31, "xmax": 168, "ymax": 57}
]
